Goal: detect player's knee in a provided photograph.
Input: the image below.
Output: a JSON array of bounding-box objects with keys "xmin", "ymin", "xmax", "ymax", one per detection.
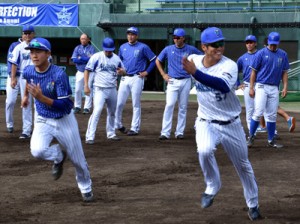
[
  {"xmin": 197, "ymin": 147, "xmax": 213, "ymax": 158},
  {"xmin": 30, "ymin": 147, "xmax": 44, "ymax": 159}
]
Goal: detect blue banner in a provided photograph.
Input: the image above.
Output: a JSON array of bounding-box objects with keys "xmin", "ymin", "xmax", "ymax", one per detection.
[{"xmin": 0, "ymin": 4, "xmax": 78, "ymax": 27}]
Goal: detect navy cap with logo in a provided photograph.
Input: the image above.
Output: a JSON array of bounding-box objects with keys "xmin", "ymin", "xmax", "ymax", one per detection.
[
  {"xmin": 23, "ymin": 25, "xmax": 35, "ymax": 32},
  {"xmin": 201, "ymin": 27, "xmax": 225, "ymax": 44},
  {"xmin": 173, "ymin": 28, "xmax": 185, "ymax": 37},
  {"xmin": 102, "ymin": 37, "xmax": 115, "ymax": 51},
  {"xmin": 268, "ymin": 32, "xmax": 280, "ymax": 45},
  {"xmin": 245, "ymin": 35, "xmax": 257, "ymax": 42},
  {"xmin": 126, "ymin": 27, "xmax": 139, "ymax": 35},
  {"xmin": 25, "ymin": 37, "xmax": 51, "ymax": 51}
]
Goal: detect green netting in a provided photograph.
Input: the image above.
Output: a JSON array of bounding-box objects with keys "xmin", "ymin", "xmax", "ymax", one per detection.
[{"xmin": 280, "ymin": 92, "xmax": 300, "ymax": 102}]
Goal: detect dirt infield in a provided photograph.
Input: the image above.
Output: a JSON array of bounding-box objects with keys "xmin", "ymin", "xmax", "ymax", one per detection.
[{"xmin": 0, "ymin": 95, "xmax": 299, "ymax": 224}]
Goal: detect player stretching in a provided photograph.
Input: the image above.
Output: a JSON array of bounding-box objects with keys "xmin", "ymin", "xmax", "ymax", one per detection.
[
  {"xmin": 115, "ymin": 27, "xmax": 156, "ymax": 136},
  {"xmin": 182, "ymin": 27, "xmax": 261, "ymax": 221},
  {"xmin": 84, "ymin": 38, "xmax": 126, "ymax": 144},
  {"xmin": 21, "ymin": 38, "xmax": 93, "ymax": 202},
  {"xmin": 156, "ymin": 28, "xmax": 203, "ymax": 140},
  {"xmin": 247, "ymin": 32, "xmax": 289, "ymax": 148}
]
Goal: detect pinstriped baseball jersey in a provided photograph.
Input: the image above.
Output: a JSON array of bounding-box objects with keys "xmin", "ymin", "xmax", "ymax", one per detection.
[
  {"xmin": 85, "ymin": 51, "xmax": 124, "ymax": 88},
  {"xmin": 118, "ymin": 42, "xmax": 156, "ymax": 74},
  {"xmin": 8, "ymin": 41, "xmax": 33, "ymax": 73},
  {"xmin": 157, "ymin": 44, "xmax": 203, "ymax": 78},
  {"xmin": 237, "ymin": 51, "xmax": 258, "ymax": 82},
  {"xmin": 23, "ymin": 64, "xmax": 73, "ymax": 118},
  {"xmin": 189, "ymin": 54, "xmax": 241, "ymax": 120},
  {"xmin": 251, "ymin": 47, "xmax": 290, "ymax": 86}
]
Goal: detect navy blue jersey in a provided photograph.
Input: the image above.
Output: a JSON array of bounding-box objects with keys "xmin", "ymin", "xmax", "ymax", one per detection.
[
  {"xmin": 237, "ymin": 50, "xmax": 258, "ymax": 83},
  {"xmin": 251, "ymin": 47, "xmax": 290, "ymax": 86},
  {"xmin": 118, "ymin": 41, "xmax": 156, "ymax": 75},
  {"xmin": 157, "ymin": 44, "xmax": 203, "ymax": 78},
  {"xmin": 23, "ymin": 64, "xmax": 73, "ymax": 119},
  {"xmin": 7, "ymin": 39, "xmax": 22, "ymax": 75}
]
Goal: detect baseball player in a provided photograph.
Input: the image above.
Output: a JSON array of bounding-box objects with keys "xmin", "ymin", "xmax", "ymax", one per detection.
[
  {"xmin": 5, "ymin": 33, "xmax": 25, "ymax": 133},
  {"xmin": 8, "ymin": 25, "xmax": 34, "ymax": 139},
  {"xmin": 115, "ymin": 27, "xmax": 156, "ymax": 136},
  {"xmin": 236, "ymin": 35, "xmax": 259, "ymax": 132},
  {"xmin": 156, "ymin": 28, "xmax": 203, "ymax": 140},
  {"xmin": 71, "ymin": 33, "xmax": 96, "ymax": 114},
  {"xmin": 182, "ymin": 27, "xmax": 261, "ymax": 221},
  {"xmin": 84, "ymin": 37, "xmax": 126, "ymax": 144},
  {"xmin": 248, "ymin": 32, "xmax": 289, "ymax": 148},
  {"xmin": 21, "ymin": 37, "xmax": 93, "ymax": 202}
]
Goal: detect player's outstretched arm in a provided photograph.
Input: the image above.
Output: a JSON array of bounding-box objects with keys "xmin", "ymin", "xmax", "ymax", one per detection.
[
  {"xmin": 249, "ymin": 69, "xmax": 257, "ymax": 98},
  {"xmin": 281, "ymin": 71, "xmax": 288, "ymax": 98},
  {"xmin": 84, "ymin": 70, "xmax": 90, "ymax": 96}
]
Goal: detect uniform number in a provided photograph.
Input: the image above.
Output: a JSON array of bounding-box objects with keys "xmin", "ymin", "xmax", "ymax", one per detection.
[{"xmin": 215, "ymin": 92, "xmax": 226, "ymax": 101}]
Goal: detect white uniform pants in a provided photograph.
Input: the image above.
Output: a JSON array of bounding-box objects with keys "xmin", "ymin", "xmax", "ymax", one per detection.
[
  {"xmin": 243, "ymin": 82, "xmax": 254, "ymax": 131},
  {"xmin": 195, "ymin": 118, "xmax": 259, "ymax": 208},
  {"xmin": 74, "ymin": 71, "xmax": 94, "ymax": 110},
  {"xmin": 252, "ymin": 83, "xmax": 279, "ymax": 122},
  {"xmin": 86, "ymin": 87, "xmax": 117, "ymax": 141},
  {"xmin": 115, "ymin": 75, "xmax": 144, "ymax": 133},
  {"xmin": 5, "ymin": 75, "xmax": 32, "ymax": 135},
  {"xmin": 30, "ymin": 113, "xmax": 92, "ymax": 193},
  {"xmin": 161, "ymin": 78, "xmax": 191, "ymax": 138}
]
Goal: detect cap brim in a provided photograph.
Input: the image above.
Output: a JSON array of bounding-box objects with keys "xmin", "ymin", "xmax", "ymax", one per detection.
[
  {"xmin": 25, "ymin": 46, "xmax": 49, "ymax": 51},
  {"xmin": 203, "ymin": 37, "xmax": 225, "ymax": 44},
  {"xmin": 103, "ymin": 47, "xmax": 115, "ymax": 51},
  {"xmin": 268, "ymin": 41, "xmax": 279, "ymax": 45},
  {"xmin": 126, "ymin": 31, "xmax": 138, "ymax": 35}
]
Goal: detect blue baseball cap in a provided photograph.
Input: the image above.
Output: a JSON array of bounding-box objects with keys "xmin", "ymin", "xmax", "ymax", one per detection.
[
  {"xmin": 25, "ymin": 38, "xmax": 51, "ymax": 51},
  {"xmin": 127, "ymin": 27, "xmax": 139, "ymax": 35},
  {"xmin": 245, "ymin": 35, "xmax": 257, "ymax": 42},
  {"xmin": 268, "ymin": 32, "xmax": 280, "ymax": 45},
  {"xmin": 102, "ymin": 37, "xmax": 115, "ymax": 51},
  {"xmin": 173, "ymin": 28, "xmax": 185, "ymax": 37},
  {"xmin": 201, "ymin": 27, "xmax": 225, "ymax": 44},
  {"xmin": 23, "ymin": 25, "xmax": 35, "ymax": 32}
]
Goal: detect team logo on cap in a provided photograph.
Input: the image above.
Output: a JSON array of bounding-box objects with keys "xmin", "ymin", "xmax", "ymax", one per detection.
[{"xmin": 214, "ymin": 29, "xmax": 221, "ymax": 37}]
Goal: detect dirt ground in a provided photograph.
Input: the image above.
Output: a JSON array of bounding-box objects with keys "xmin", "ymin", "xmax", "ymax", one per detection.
[{"xmin": 0, "ymin": 95, "xmax": 299, "ymax": 224}]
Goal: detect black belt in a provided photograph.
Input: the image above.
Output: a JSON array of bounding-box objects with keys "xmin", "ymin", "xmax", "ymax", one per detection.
[
  {"xmin": 126, "ymin": 73, "xmax": 137, "ymax": 77},
  {"xmin": 200, "ymin": 116, "xmax": 239, "ymax": 125}
]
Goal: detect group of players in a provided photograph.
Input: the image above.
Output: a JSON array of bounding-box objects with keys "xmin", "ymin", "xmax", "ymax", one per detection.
[{"xmin": 5, "ymin": 24, "xmax": 296, "ymax": 220}]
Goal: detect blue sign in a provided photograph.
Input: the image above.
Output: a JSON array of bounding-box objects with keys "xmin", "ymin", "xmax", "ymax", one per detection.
[{"xmin": 0, "ymin": 4, "xmax": 78, "ymax": 27}]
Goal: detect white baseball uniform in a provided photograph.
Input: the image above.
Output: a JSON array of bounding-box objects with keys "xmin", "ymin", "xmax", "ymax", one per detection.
[
  {"xmin": 85, "ymin": 51, "xmax": 125, "ymax": 141},
  {"xmin": 189, "ymin": 54, "xmax": 259, "ymax": 209}
]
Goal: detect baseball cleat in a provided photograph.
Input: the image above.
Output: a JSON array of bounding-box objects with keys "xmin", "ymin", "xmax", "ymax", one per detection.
[
  {"xmin": 82, "ymin": 108, "xmax": 91, "ymax": 114},
  {"xmin": 108, "ymin": 136, "xmax": 121, "ymax": 141},
  {"xmin": 19, "ymin": 133, "xmax": 31, "ymax": 139},
  {"xmin": 248, "ymin": 205, "xmax": 262, "ymax": 221},
  {"xmin": 247, "ymin": 136, "xmax": 255, "ymax": 148},
  {"xmin": 256, "ymin": 126, "xmax": 267, "ymax": 133},
  {"xmin": 287, "ymin": 117, "xmax": 296, "ymax": 132},
  {"xmin": 201, "ymin": 193, "xmax": 215, "ymax": 208},
  {"xmin": 159, "ymin": 135, "xmax": 169, "ymax": 140},
  {"xmin": 52, "ymin": 151, "xmax": 67, "ymax": 180},
  {"xmin": 73, "ymin": 107, "xmax": 81, "ymax": 114},
  {"xmin": 118, "ymin": 126, "xmax": 128, "ymax": 134},
  {"xmin": 82, "ymin": 191, "xmax": 94, "ymax": 202},
  {"xmin": 85, "ymin": 140, "xmax": 95, "ymax": 145},
  {"xmin": 268, "ymin": 139, "xmax": 283, "ymax": 149},
  {"xmin": 176, "ymin": 134, "xmax": 184, "ymax": 140},
  {"xmin": 7, "ymin": 127, "xmax": 14, "ymax": 133},
  {"xmin": 127, "ymin": 130, "xmax": 138, "ymax": 136}
]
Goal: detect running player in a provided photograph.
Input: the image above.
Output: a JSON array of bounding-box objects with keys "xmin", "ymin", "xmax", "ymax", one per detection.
[
  {"xmin": 115, "ymin": 27, "xmax": 156, "ymax": 136},
  {"xmin": 71, "ymin": 33, "xmax": 96, "ymax": 114},
  {"xmin": 182, "ymin": 27, "xmax": 261, "ymax": 221},
  {"xmin": 156, "ymin": 28, "xmax": 203, "ymax": 140},
  {"xmin": 21, "ymin": 37, "xmax": 93, "ymax": 202},
  {"xmin": 8, "ymin": 25, "xmax": 35, "ymax": 139},
  {"xmin": 248, "ymin": 32, "xmax": 289, "ymax": 148},
  {"xmin": 84, "ymin": 37, "xmax": 126, "ymax": 144}
]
